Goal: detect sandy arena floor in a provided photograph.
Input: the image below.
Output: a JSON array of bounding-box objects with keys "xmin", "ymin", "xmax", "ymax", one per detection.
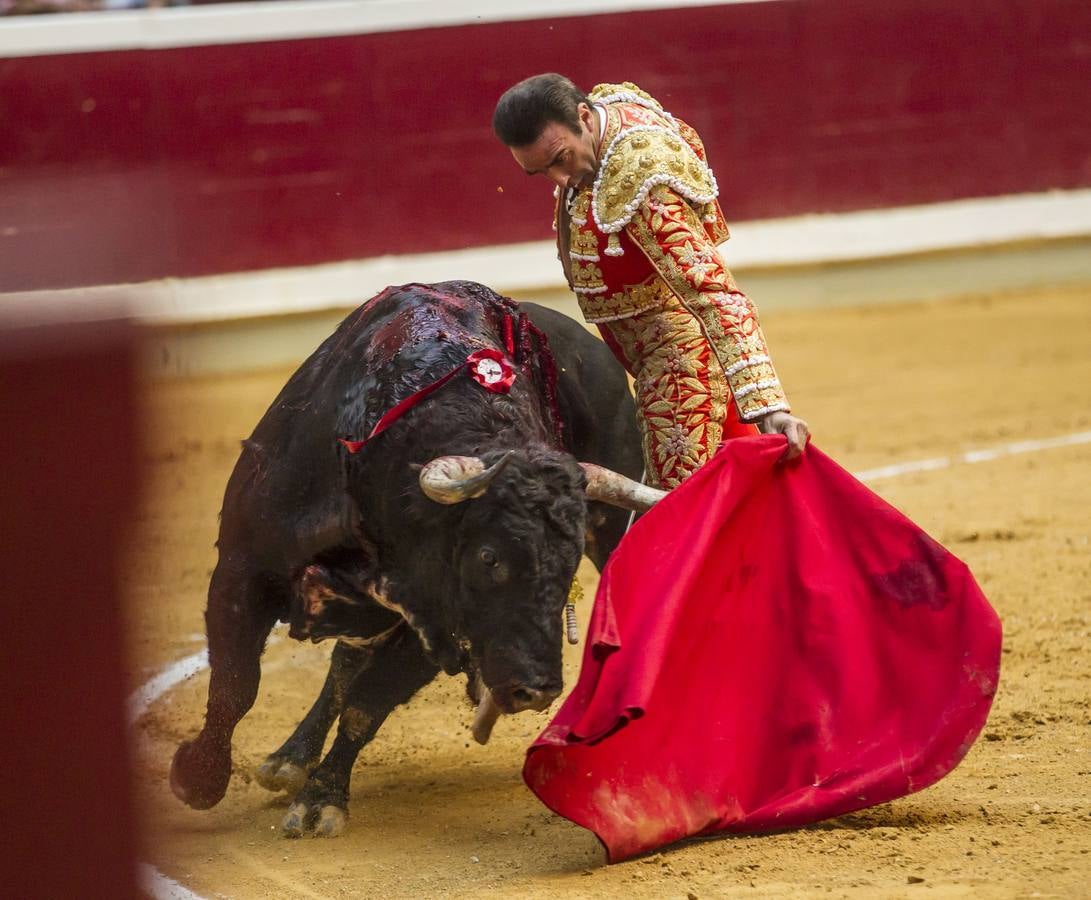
[{"xmin": 128, "ymin": 283, "xmax": 1091, "ymax": 898}]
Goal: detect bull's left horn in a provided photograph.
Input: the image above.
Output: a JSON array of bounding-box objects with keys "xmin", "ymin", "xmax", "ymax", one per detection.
[
  {"xmin": 580, "ymin": 463, "xmax": 667, "ymax": 513},
  {"xmin": 471, "ymin": 686, "xmax": 501, "ymax": 745},
  {"xmin": 419, "ymin": 451, "xmax": 515, "ymax": 505}
]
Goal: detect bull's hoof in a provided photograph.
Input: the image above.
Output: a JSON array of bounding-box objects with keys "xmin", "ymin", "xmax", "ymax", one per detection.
[
  {"xmin": 254, "ymin": 757, "xmax": 311, "ymax": 797},
  {"xmin": 170, "ymin": 739, "xmax": 230, "ymax": 810},
  {"xmin": 280, "ymin": 801, "xmax": 311, "ymax": 838},
  {"xmin": 315, "ymin": 806, "xmax": 348, "ymax": 837},
  {"xmin": 280, "ymin": 798, "xmax": 349, "ymax": 838}
]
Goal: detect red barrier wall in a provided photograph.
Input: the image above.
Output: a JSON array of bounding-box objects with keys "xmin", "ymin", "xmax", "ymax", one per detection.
[{"xmin": 1, "ymin": 0, "xmax": 1088, "ymax": 291}]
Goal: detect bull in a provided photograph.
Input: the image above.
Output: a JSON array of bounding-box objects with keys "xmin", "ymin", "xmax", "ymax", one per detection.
[{"xmin": 169, "ymin": 281, "xmax": 664, "ymax": 837}]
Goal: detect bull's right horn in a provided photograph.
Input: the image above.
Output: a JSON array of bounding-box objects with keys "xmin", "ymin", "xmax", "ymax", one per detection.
[
  {"xmin": 580, "ymin": 463, "xmax": 667, "ymax": 512},
  {"xmin": 419, "ymin": 450, "xmax": 515, "ymax": 505}
]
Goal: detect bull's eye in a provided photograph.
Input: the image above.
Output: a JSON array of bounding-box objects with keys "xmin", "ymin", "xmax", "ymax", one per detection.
[{"xmin": 479, "ymin": 547, "xmax": 498, "ymax": 567}]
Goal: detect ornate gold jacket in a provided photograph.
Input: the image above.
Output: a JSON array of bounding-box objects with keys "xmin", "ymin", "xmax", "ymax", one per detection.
[{"xmin": 556, "ymin": 82, "xmax": 789, "ymax": 422}]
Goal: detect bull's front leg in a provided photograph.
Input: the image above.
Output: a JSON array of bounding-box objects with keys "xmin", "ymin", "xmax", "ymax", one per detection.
[
  {"xmin": 255, "ymin": 638, "xmax": 374, "ymax": 797},
  {"xmin": 170, "ymin": 560, "xmax": 281, "ymax": 809},
  {"xmin": 281, "ymin": 624, "xmax": 439, "ymax": 837}
]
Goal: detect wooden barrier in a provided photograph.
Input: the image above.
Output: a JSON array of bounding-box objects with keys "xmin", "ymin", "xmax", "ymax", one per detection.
[{"xmin": 2, "ymin": 0, "xmax": 1088, "ymax": 291}]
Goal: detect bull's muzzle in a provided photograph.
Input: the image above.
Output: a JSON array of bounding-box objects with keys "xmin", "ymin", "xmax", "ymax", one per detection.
[
  {"xmin": 508, "ymin": 684, "xmax": 559, "ymax": 713},
  {"xmin": 471, "ymin": 679, "xmax": 561, "ymax": 745}
]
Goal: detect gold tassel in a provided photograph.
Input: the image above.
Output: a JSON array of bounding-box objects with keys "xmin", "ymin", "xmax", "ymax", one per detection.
[
  {"xmin": 605, "ymin": 232, "xmax": 624, "ymax": 257},
  {"xmin": 565, "ymin": 577, "xmax": 584, "ymax": 644}
]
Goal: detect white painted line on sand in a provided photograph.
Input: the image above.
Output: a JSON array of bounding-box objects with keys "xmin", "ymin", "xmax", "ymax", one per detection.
[
  {"xmin": 133, "ymin": 427, "xmax": 1091, "ymax": 897},
  {"xmin": 854, "ymin": 430, "xmax": 1091, "ymax": 482},
  {"xmin": 854, "ymin": 456, "xmax": 951, "ymax": 482},
  {"xmin": 139, "ymin": 863, "xmax": 207, "ymax": 900},
  {"xmin": 131, "ymin": 648, "xmax": 213, "ymax": 900},
  {"xmin": 130, "ymin": 634, "xmax": 282, "ymax": 899},
  {"xmin": 128, "ymin": 631, "xmax": 284, "ymax": 725},
  {"xmin": 128, "ymin": 648, "xmax": 208, "ymax": 724}
]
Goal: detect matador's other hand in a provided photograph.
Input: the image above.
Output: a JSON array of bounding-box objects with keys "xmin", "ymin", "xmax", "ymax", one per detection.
[{"xmin": 756, "ymin": 410, "xmax": 810, "ymax": 460}]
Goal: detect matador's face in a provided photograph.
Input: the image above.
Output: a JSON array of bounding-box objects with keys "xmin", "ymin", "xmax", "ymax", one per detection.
[{"xmin": 510, "ymin": 102, "xmax": 600, "ymax": 193}]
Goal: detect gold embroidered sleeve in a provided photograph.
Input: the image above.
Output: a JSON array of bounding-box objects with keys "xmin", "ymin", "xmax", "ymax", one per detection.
[{"xmin": 627, "ymin": 184, "xmax": 790, "ymax": 421}]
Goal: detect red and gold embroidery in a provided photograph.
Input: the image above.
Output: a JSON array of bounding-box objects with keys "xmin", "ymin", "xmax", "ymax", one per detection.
[
  {"xmin": 602, "ymin": 294, "xmax": 730, "ymax": 489},
  {"xmin": 569, "ymin": 223, "xmax": 600, "ymax": 262},
  {"xmin": 570, "ymin": 258, "xmax": 606, "ymax": 296},
  {"xmin": 627, "ymin": 184, "xmax": 788, "ymax": 422},
  {"xmin": 576, "ymin": 278, "xmax": 668, "ymax": 324}
]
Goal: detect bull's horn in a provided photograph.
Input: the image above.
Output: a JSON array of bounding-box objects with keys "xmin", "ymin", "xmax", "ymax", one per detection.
[
  {"xmin": 471, "ymin": 686, "xmax": 502, "ymax": 745},
  {"xmin": 580, "ymin": 463, "xmax": 667, "ymax": 512},
  {"xmin": 419, "ymin": 450, "xmax": 515, "ymax": 505}
]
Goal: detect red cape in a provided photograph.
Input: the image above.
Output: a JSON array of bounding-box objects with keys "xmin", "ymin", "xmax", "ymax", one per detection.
[{"xmin": 524, "ymin": 437, "xmax": 1001, "ymax": 862}]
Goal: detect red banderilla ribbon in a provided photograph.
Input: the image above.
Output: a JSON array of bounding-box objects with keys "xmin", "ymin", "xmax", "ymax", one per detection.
[{"xmin": 339, "ymin": 348, "xmax": 515, "ymax": 454}]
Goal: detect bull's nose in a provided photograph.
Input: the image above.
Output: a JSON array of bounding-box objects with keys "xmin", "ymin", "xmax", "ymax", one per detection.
[{"xmin": 509, "ymin": 685, "xmax": 560, "ymax": 713}]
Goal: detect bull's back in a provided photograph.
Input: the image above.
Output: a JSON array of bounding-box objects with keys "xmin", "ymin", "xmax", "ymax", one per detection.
[{"xmin": 216, "ymin": 283, "xmax": 511, "ymax": 565}]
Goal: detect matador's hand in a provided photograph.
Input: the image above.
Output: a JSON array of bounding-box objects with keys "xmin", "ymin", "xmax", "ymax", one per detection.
[{"xmin": 756, "ymin": 410, "xmax": 810, "ymax": 460}]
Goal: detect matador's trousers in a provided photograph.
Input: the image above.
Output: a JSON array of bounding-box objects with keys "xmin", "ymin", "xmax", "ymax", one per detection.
[{"xmin": 598, "ymin": 291, "xmax": 759, "ymax": 490}]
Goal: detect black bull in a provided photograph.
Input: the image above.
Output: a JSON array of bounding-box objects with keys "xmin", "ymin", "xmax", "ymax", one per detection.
[{"xmin": 170, "ymin": 281, "xmax": 664, "ymax": 837}]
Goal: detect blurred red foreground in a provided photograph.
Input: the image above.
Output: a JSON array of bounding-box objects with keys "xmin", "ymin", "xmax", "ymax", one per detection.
[{"xmin": 0, "ymin": 319, "xmax": 141, "ymax": 897}]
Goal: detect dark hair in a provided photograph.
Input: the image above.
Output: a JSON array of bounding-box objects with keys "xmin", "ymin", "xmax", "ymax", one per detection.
[{"xmin": 492, "ymin": 73, "xmax": 590, "ymax": 147}]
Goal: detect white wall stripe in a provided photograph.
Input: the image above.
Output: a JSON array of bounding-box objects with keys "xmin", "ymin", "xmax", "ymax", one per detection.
[
  {"xmin": 0, "ymin": 0, "xmax": 776, "ymax": 58},
  {"xmin": 5, "ymin": 189, "xmax": 1090, "ymax": 327},
  {"xmin": 131, "ymin": 427, "xmax": 1091, "ymax": 897},
  {"xmin": 731, "ymin": 189, "xmax": 1091, "ymax": 268}
]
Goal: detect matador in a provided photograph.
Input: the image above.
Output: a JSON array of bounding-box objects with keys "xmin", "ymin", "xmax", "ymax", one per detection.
[{"xmin": 494, "ymin": 75, "xmax": 809, "ymax": 488}]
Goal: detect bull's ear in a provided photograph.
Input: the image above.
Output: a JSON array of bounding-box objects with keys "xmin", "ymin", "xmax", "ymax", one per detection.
[
  {"xmin": 419, "ymin": 451, "xmax": 515, "ymax": 504},
  {"xmin": 580, "ymin": 463, "xmax": 666, "ymax": 512}
]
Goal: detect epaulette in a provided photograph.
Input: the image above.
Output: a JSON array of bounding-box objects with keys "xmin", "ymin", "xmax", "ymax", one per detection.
[
  {"xmin": 588, "ymin": 83, "xmax": 719, "ymax": 256},
  {"xmin": 588, "ymin": 81, "xmax": 674, "ymax": 122}
]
